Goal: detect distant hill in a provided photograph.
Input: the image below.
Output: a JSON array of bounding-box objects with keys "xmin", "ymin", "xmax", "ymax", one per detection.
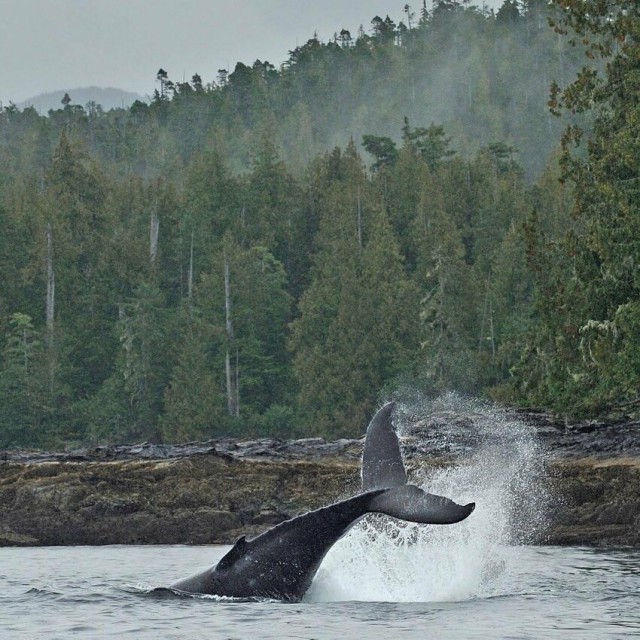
[{"xmin": 19, "ymin": 87, "xmax": 144, "ymax": 113}]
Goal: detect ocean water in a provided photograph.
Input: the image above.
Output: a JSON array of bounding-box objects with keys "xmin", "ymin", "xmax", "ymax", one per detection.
[
  {"xmin": 2, "ymin": 396, "xmax": 638, "ymax": 639},
  {"xmin": 1, "ymin": 544, "xmax": 639, "ymax": 639}
]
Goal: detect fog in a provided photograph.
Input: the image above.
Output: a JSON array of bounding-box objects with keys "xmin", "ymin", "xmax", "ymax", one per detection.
[{"xmin": 0, "ymin": 0, "xmax": 505, "ymax": 106}]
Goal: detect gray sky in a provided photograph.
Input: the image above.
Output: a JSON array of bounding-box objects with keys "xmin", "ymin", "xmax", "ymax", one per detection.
[{"xmin": 0, "ymin": 0, "xmax": 504, "ymax": 106}]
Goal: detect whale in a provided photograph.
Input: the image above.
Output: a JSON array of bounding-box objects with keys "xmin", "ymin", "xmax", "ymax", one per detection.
[
  {"xmin": 361, "ymin": 400, "xmax": 407, "ymax": 491},
  {"xmin": 169, "ymin": 402, "xmax": 475, "ymax": 601}
]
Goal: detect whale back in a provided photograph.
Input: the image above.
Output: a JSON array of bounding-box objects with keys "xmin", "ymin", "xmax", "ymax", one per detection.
[
  {"xmin": 179, "ymin": 490, "xmax": 386, "ymax": 601},
  {"xmin": 170, "ymin": 486, "xmax": 474, "ymax": 600}
]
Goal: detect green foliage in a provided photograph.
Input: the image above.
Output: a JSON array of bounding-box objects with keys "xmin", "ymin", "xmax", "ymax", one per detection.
[
  {"xmin": 291, "ymin": 147, "xmax": 420, "ymax": 437},
  {"xmin": 401, "ymin": 118, "xmax": 456, "ymax": 171},
  {"xmin": 0, "ymin": 313, "xmax": 47, "ymax": 446},
  {"xmin": 2, "ymin": 2, "xmax": 631, "ymax": 446},
  {"xmin": 0, "ymin": 2, "xmax": 583, "ymax": 181},
  {"xmin": 83, "ymin": 283, "xmax": 169, "ymax": 443},
  {"xmin": 362, "ymin": 135, "xmax": 399, "ymax": 171},
  {"xmin": 513, "ymin": 0, "xmax": 640, "ymax": 416},
  {"xmin": 160, "ymin": 306, "xmax": 226, "ymax": 442}
]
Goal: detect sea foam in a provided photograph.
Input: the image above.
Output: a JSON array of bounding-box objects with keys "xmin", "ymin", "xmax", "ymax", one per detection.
[{"xmin": 306, "ymin": 393, "xmax": 548, "ymax": 602}]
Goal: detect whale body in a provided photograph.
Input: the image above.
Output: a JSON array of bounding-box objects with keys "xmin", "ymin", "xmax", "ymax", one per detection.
[{"xmin": 170, "ymin": 402, "xmax": 475, "ymax": 601}]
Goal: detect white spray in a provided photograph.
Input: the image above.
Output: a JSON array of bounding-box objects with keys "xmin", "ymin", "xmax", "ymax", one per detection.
[{"xmin": 306, "ymin": 393, "xmax": 549, "ymax": 602}]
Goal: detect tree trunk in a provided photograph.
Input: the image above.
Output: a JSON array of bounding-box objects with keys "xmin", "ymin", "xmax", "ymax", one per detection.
[
  {"xmin": 150, "ymin": 208, "xmax": 160, "ymax": 264},
  {"xmin": 45, "ymin": 223, "xmax": 55, "ymax": 346},
  {"xmin": 224, "ymin": 250, "xmax": 239, "ymax": 417},
  {"xmin": 45, "ymin": 222, "xmax": 55, "ymax": 399},
  {"xmin": 187, "ymin": 229, "xmax": 194, "ymax": 300},
  {"xmin": 356, "ymin": 187, "xmax": 363, "ymax": 251}
]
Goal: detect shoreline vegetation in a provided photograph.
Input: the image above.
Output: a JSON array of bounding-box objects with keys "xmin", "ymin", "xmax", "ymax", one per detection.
[
  {"xmin": 1, "ymin": 3, "xmax": 639, "ymax": 551},
  {"xmin": 3, "ymin": 2, "xmax": 640, "ymax": 450}
]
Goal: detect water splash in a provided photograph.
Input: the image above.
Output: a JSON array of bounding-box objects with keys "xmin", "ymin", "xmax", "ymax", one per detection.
[{"xmin": 306, "ymin": 393, "xmax": 549, "ymax": 603}]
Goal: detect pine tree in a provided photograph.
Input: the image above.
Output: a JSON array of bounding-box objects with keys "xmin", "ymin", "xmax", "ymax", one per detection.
[
  {"xmin": 194, "ymin": 237, "xmax": 293, "ymax": 432},
  {"xmin": 291, "ymin": 147, "xmax": 418, "ymax": 436},
  {"xmin": 161, "ymin": 304, "xmax": 226, "ymax": 442},
  {"xmin": 0, "ymin": 313, "xmax": 47, "ymax": 446},
  {"xmin": 412, "ymin": 170, "xmax": 480, "ymax": 391},
  {"xmin": 518, "ymin": 1, "xmax": 640, "ymax": 414}
]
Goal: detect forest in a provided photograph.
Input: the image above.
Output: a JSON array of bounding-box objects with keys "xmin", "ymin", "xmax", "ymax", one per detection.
[{"xmin": 0, "ymin": 0, "xmax": 638, "ymax": 447}]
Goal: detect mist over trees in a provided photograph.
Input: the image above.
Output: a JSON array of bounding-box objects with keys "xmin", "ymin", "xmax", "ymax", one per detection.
[
  {"xmin": 0, "ymin": 0, "xmax": 632, "ymax": 447},
  {"xmin": 514, "ymin": 0, "xmax": 640, "ymax": 416}
]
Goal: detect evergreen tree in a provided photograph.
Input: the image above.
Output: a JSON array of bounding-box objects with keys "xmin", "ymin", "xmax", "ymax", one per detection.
[
  {"xmin": 161, "ymin": 303, "xmax": 226, "ymax": 442},
  {"xmin": 0, "ymin": 313, "xmax": 47, "ymax": 446},
  {"xmin": 193, "ymin": 237, "xmax": 293, "ymax": 432},
  {"xmin": 516, "ymin": 1, "xmax": 640, "ymax": 415},
  {"xmin": 0, "ymin": 5, "xmax": 616, "ymax": 446},
  {"xmin": 85, "ymin": 283, "xmax": 168, "ymax": 443},
  {"xmin": 291, "ymin": 147, "xmax": 418, "ymax": 436},
  {"xmin": 43, "ymin": 134, "xmax": 114, "ymax": 401},
  {"xmin": 412, "ymin": 169, "xmax": 480, "ymax": 391}
]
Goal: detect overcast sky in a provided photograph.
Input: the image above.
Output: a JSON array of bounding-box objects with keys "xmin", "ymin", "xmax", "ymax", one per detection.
[{"xmin": 0, "ymin": 0, "xmax": 504, "ymax": 106}]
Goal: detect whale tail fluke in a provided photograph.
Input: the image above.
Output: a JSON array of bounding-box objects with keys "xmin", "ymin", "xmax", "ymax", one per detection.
[
  {"xmin": 368, "ymin": 484, "xmax": 475, "ymax": 525},
  {"xmin": 362, "ymin": 403, "xmax": 474, "ymax": 525},
  {"xmin": 361, "ymin": 401, "xmax": 407, "ymax": 491}
]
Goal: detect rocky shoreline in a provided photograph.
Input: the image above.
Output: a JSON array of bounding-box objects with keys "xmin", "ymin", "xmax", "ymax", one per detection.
[{"xmin": 1, "ymin": 409, "xmax": 639, "ymax": 547}]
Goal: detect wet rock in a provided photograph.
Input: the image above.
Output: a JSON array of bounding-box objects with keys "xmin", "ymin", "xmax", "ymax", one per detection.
[
  {"xmin": 0, "ymin": 456, "xmax": 360, "ymax": 546},
  {"xmin": 2, "ymin": 409, "xmax": 640, "ymax": 548},
  {"xmin": 0, "ymin": 528, "xmax": 39, "ymax": 546},
  {"xmin": 544, "ymin": 459, "xmax": 640, "ymax": 546}
]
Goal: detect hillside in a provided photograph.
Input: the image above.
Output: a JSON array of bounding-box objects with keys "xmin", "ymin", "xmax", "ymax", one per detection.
[
  {"xmin": 18, "ymin": 87, "xmax": 143, "ymax": 113},
  {"xmin": 0, "ymin": 1, "xmax": 638, "ymax": 448}
]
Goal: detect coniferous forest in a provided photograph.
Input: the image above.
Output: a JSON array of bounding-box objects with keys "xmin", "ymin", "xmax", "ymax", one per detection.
[{"xmin": 1, "ymin": 0, "xmax": 638, "ymax": 447}]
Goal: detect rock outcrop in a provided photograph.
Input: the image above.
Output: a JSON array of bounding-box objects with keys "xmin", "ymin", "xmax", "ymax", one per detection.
[
  {"xmin": 1, "ymin": 410, "xmax": 639, "ymax": 547},
  {"xmin": 544, "ymin": 458, "xmax": 640, "ymax": 546},
  {"xmin": 0, "ymin": 454, "xmax": 360, "ymax": 546}
]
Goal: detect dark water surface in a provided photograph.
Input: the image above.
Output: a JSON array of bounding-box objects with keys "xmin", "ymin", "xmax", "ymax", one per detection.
[{"xmin": 1, "ymin": 544, "xmax": 639, "ymax": 639}]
